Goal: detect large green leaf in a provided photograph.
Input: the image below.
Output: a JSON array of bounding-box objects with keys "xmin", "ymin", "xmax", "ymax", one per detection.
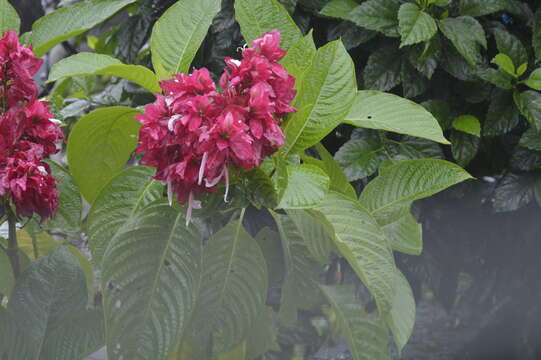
[
  {"xmin": 48, "ymin": 53, "xmax": 160, "ymax": 93},
  {"xmin": 246, "ymin": 307, "xmax": 279, "ymax": 360},
  {"xmin": 384, "ymin": 271, "xmax": 416, "ymax": 353},
  {"xmin": 87, "ymin": 166, "xmax": 163, "ymax": 267},
  {"xmin": 315, "ymin": 143, "xmax": 357, "ymax": 199},
  {"xmin": 0, "ymin": 0, "xmax": 20, "ymax": 33},
  {"xmin": 277, "ymin": 164, "xmax": 330, "ymax": 209},
  {"xmin": 151, "ymin": 0, "xmax": 221, "ymax": 77},
  {"xmin": 42, "ymin": 160, "xmax": 82, "ymax": 233},
  {"xmin": 30, "ymin": 0, "xmax": 136, "ymax": 57},
  {"xmin": 334, "ymin": 136, "xmax": 385, "ymax": 181},
  {"xmin": 459, "ymin": 0, "xmax": 508, "ymax": 17},
  {"xmin": 4, "ymin": 246, "xmax": 104, "ymax": 360},
  {"xmin": 344, "ymin": 91, "xmax": 449, "ymax": 144},
  {"xmin": 320, "ymin": 285, "xmax": 391, "ymax": 360},
  {"xmin": 272, "ymin": 212, "xmax": 325, "ymax": 324},
  {"xmin": 235, "ymin": 0, "xmax": 302, "ymax": 51},
  {"xmin": 319, "ymin": 0, "xmax": 358, "ymax": 19},
  {"xmin": 382, "ymin": 210, "xmax": 422, "ymax": 255},
  {"xmin": 280, "ymin": 32, "xmax": 317, "ymax": 91},
  {"xmin": 102, "ymin": 201, "xmax": 202, "ymax": 360},
  {"xmin": 359, "ymin": 159, "xmax": 473, "ymax": 221},
  {"xmin": 188, "ymin": 219, "xmax": 267, "ymax": 354},
  {"xmin": 0, "ymin": 248, "xmax": 14, "ymax": 297},
  {"xmin": 398, "ymin": 3, "xmax": 437, "ymax": 47},
  {"xmin": 67, "ymin": 106, "xmax": 142, "ymax": 203},
  {"xmin": 438, "ymin": 16, "xmax": 486, "ymax": 67},
  {"xmin": 315, "ymin": 193, "xmax": 397, "ymax": 314},
  {"xmin": 346, "ymin": 0, "xmax": 401, "ymax": 37},
  {"xmin": 282, "ymin": 40, "xmax": 356, "ymax": 154}
]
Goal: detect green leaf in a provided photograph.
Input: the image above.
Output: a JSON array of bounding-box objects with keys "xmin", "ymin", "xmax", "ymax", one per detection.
[
  {"xmin": 65, "ymin": 245, "xmax": 96, "ymax": 308},
  {"xmin": 102, "ymin": 201, "xmax": 202, "ymax": 360},
  {"xmin": 319, "ymin": 0, "xmax": 358, "ymax": 19},
  {"xmin": 382, "ymin": 210, "xmax": 422, "ymax": 255},
  {"xmin": 271, "ymin": 212, "xmax": 324, "ymax": 324},
  {"xmin": 87, "ymin": 166, "xmax": 163, "ymax": 267},
  {"xmin": 67, "ymin": 106, "xmax": 142, "ymax": 203},
  {"xmin": 363, "ymin": 45, "xmax": 402, "ymax": 92},
  {"xmin": 452, "ymin": 114, "xmax": 481, "ymax": 136},
  {"xmin": 5, "ymin": 246, "xmax": 104, "ymax": 360},
  {"xmin": 519, "ymin": 128, "xmax": 541, "ymax": 151},
  {"xmin": 189, "ymin": 219, "xmax": 267, "ymax": 353},
  {"xmin": 484, "ymin": 89, "xmax": 519, "ymax": 136},
  {"xmin": 30, "ymin": 0, "xmax": 136, "ymax": 57},
  {"xmin": 493, "ymin": 173, "xmax": 535, "ymax": 212},
  {"xmin": 347, "ymin": 0, "xmax": 401, "ymax": 37},
  {"xmin": 235, "ymin": 0, "xmax": 302, "ymax": 51},
  {"xmin": 0, "ymin": 0, "xmax": 20, "ymax": 33},
  {"xmin": 525, "ymin": 68, "xmax": 541, "ymax": 90},
  {"xmin": 459, "ymin": 0, "xmax": 507, "ymax": 17},
  {"xmin": 450, "ymin": 131, "xmax": 480, "ymax": 166},
  {"xmin": 400, "ymin": 60, "xmax": 429, "ymax": 98},
  {"xmin": 286, "ymin": 209, "xmax": 336, "ymax": 264},
  {"xmin": 280, "ymin": 31, "xmax": 317, "ymax": 91},
  {"xmin": 315, "ymin": 143, "xmax": 357, "ymax": 199},
  {"xmin": 438, "ymin": 16, "xmax": 486, "ymax": 67},
  {"xmin": 242, "ymin": 168, "xmax": 279, "ymax": 209},
  {"xmin": 255, "ymin": 227, "xmax": 284, "ymax": 286},
  {"xmin": 514, "ymin": 90, "xmax": 541, "ymax": 132},
  {"xmin": 48, "ymin": 52, "xmax": 160, "ymax": 93},
  {"xmin": 246, "ymin": 307, "xmax": 279, "ymax": 360},
  {"xmin": 440, "ymin": 42, "xmax": 477, "ymax": 81},
  {"xmin": 334, "ymin": 136, "xmax": 385, "ymax": 181},
  {"xmin": 282, "ymin": 40, "xmax": 356, "ymax": 154},
  {"xmin": 385, "ymin": 136, "xmax": 444, "ymax": 161},
  {"xmin": 344, "ymin": 90, "xmax": 450, "ymax": 144},
  {"xmin": 534, "ymin": 10, "xmax": 541, "ymax": 62},
  {"xmin": 277, "ymin": 164, "xmax": 330, "ymax": 209},
  {"xmin": 493, "ymin": 27, "xmax": 528, "ymax": 68},
  {"xmin": 0, "ymin": 248, "xmax": 14, "ymax": 297},
  {"xmin": 510, "ymin": 147, "xmax": 541, "ymax": 171},
  {"xmin": 359, "ymin": 159, "xmax": 473, "ymax": 221},
  {"xmin": 492, "ymin": 53, "xmax": 516, "ymax": 77},
  {"xmin": 384, "ymin": 271, "xmax": 416, "ymax": 353},
  {"xmin": 477, "ymin": 67, "xmax": 514, "ymax": 90},
  {"xmin": 398, "ymin": 3, "xmax": 437, "ymax": 47},
  {"xmin": 421, "ymin": 99, "xmax": 452, "ymax": 130},
  {"xmin": 16, "ymin": 229, "xmax": 61, "ymax": 260},
  {"xmin": 42, "ymin": 160, "xmax": 82, "ymax": 233},
  {"xmin": 320, "ymin": 285, "xmax": 391, "ymax": 360},
  {"xmin": 315, "ymin": 193, "xmax": 396, "ymax": 314},
  {"xmin": 151, "ymin": 0, "xmax": 221, "ymax": 77}
]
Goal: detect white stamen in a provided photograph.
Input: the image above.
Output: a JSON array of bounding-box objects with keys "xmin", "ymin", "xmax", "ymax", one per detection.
[
  {"xmin": 224, "ymin": 167, "xmax": 229, "ymax": 203},
  {"xmin": 167, "ymin": 179, "xmax": 173, "ymax": 206},
  {"xmin": 49, "ymin": 118, "xmax": 61, "ymax": 125},
  {"xmin": 36, "ymin": 166, "xmax": 48, "ymax": 175},
  {"xmin": 198, "ymin": 152, "xmax": 208, "ymax": 185},
  {"xmin": 230, "ymin": 59, "xmax": 241, "ymax": 66},
  {"xmin": 167, "ymin": 114, "xmax": 182, "ymax": 132},
  {"xmin": 165, "ymin": 96, "xmax": 174, "ymax": 106},
  {"xmin": 186, "ymin": 191, "xmax": 200, "ymax": 226}
]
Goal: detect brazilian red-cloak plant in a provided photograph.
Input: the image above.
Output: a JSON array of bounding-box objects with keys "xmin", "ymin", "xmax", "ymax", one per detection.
[{"xmin": 135, "ymin": 30, "xmax": 296, "ymax": 222}]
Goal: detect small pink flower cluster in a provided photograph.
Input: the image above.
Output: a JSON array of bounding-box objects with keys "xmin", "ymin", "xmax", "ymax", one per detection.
[
  {"xmin": 0, "ymin": 31, "xmax": 63, "ymax": 221},
  {"xmin": 136, "ymin": 30, "xmax": 296, "ymax": 220}
]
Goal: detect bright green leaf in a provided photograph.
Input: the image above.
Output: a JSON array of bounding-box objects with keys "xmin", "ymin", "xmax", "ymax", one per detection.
[
  {"xmin": 280, "ymin": 31, "xmax": 317, "ymax": 91},
  {"xmin": 492, "ymin": 53, "xmax": 516, "ymax": 77},
  {"xmin": 319, "ymin": 0, "xmax": 358, "ymax": 19},
  {"xmin": 151, "ymin": 0, "xmax": 221, "ymax": 77},
  {"xmin": 384, "ymin": 271, "xmax": 416, "ymax": 353},
  {"xmin": 382, "ymin": 210, "xmax": 422, "ymax": 255},
  {"xmin": 315, "ymin": 143, "xmax": 357, "ymax": 199},
  {"xmin": 49, "ymin": 52, "xmax": 160, "ymax": 93},
  {"xmin": 344, "ymin": 90, "xmax": 450, "ymax": 144},
  {"xmin": 67, "ymin": 106, "xmax": 142, "ymax": 203},
  {"xmin": 16, "ymin": 229, "xmax": 61, "ymax": 260},
  {"xmin": 452, "ymin": 114, "xmax": 481, "ymax": 136},
  {"xmin": 517, "ymin": 63, "xmax": 528, "ymax": 77},
  {"xmin": 398, "ymin": 3, "xmax": 437, "ymax": 47},
  {"xmin": 525, "ymin": 68, "xmax": 541, "ymax": 90},
  {"xmin": 278, "ymin": 164, "xmax": 330, "ymax": 209},
  {"xmin": 0, "ymin": 0, "xmax": 20, "ymax": 34}
]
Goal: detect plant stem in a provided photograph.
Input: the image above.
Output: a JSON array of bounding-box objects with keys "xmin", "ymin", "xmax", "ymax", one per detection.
[{"xmin": 7, "ymin": 210, "xmax": 20, "ymax": 278}]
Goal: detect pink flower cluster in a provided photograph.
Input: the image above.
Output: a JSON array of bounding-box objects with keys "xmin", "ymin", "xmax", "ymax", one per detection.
[
  {"xmin": 0, "ymin": 31, "xmax": 63, "ymax": 221},
  {"xmin": 136, "ymin": 30, "xmax": 296, "ymax": 219}
]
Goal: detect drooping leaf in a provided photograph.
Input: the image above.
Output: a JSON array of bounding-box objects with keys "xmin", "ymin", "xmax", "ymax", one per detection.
[
  {"xmin": 384, "ymin": 271, "xmax": 416, "ymax": 353},
  {"xmin": 67, "ymin": 106, "xmax": 142, "ymax": 203},
  {"xmin": 344, "ymin": 90, "xmax": 450, "ymax": 144},
  {"xmin": 87, "ymin": 166, "xmax": 163, "ymax": 267},
  {"xmin": 359, "ymin": 159, "xmax": 473, "ymax": 221},
  {"xmin": 459, "ymin": 0, "xmax": 508, "ymax": 17},
  {"xmin": 382, "ymin": 210, "xmax": 422, "ymax": 255},
  {"xmin": 0, "ymin": 248, "xmax": 14, "ymax": 297},
  {"xmin": 320, "ymin": 285, "xmax": 391, "ymax": 360},
  {"xmin": 102, "ymin": 201, "xmax": 202, "ymax": 360},
  {"xmin": 246, "ymin": 307, "xmax": 279, "ymax": 360},
  {"xmin": 188, "ymin": 219, "xmax": 267, "ymax": 354},
  {"xmin": 363, "ymin": 45, "xmax": 402, "ymax": 92},
  {"xmin": 235, "ymin": 0, "xmax": 302, "ymax": 51},
  {"xmin": 30, "ymin": 0, "xmax": 136, "ymax": 57},
  {"xmin": 5, "ymin": 246, "xmax": 104, "ymax": 360},
  {"xmin": 493, "ymin": 173, "xmax": 536, "ymax": 212},
  {"xmin": 493, "ymin": 27, "xmax": 528, "ymax": 68},
  {"xmin": 271, "ymin": 212, "xmax": 324, "ymax": 324},
  {"xmin": 320, "ymin": 0, "xmax": 358, "ymax": 19},
  {"xmin": 438, "ymin": 16, "xmax": 486, "ymax": 67},
  {"xmin": 398, "ymin": 3, "xmax": 437, "ymax": 47},
  {"xmin": 450, "ymin": 131, "xmax": 480, "ymax": 167},
  {"xmin": 315, "ymin": 193, "xmax": 396, "ymax": 315},
  {"xmin": 483, "ymin": 89, "xmax": 520, "ymax": 136},
  {"xmin": 48, "ymin": 52, "xmax": 160, "ymax": 93},
  {"xmin": 42, "ymin": 160, "xmax": 82, "ymax": 233},
  {"xmin": 151, "ymin": 0, "xmax": 221, "ymax": 77},
  {"xmin": 282, "ymin": 40, "xmax": 357, "ymax": 154},
  {"xmin": 277, "ymin": 164, "xmax": 330, "ymax": 209},
  {"xmin": 514, "ymin": 90, "xmax": 541, "ymax": 132},
  {"xmin": 0, "ymin": 0, "xmax": 20, "ymax": 34},
  {"xmin": 452, "ymin": 114, "xmax": 481, "ymax": 136},
  {"xmin": 347, "ymin": 0, "xmax": 401, "ymax": 37}
]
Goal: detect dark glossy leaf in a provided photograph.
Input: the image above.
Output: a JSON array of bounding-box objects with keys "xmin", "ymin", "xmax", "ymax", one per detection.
[
  {"xmin": 335, "ymin": 135, "xmax": 384, "ymax": 181},
  {"xmin": 401, "ymin": 61, "xmax": 429, "ymax": 98},
  {"xmin": 440, "ymin": 41, "xmax": 477, "ymax": 81},
  {"xmin": 346, "ymin": 0, "xmax": 401, "ymax": 37},
  {"xmin": 484, "ymin": 89, "xmax": 520, "ymax": 136},
  {"xmin": 385, "ymin": 136, "xmax": 444, "ymax": 161},
  {"xmin": 533, "ymin": 8, "xmax": 541, "ymax": 61},
  {"xmin": 493, "ymin": 173, "xmax": 536, "ymax": 212},
  {"xmin": 319, "ymin": 0, "xmax": 358, "ymax": 19},
  {"xmin": 511, "ymin": 147, "xmax": 541, "ymax": 171},
  {"xmin": 493, "ymin": 27, "xmax": 528, "ymax": 68},
  {"xmin": 327, "ymin": 21, "xmax": 377, "ymax": 50},
  {"xmin": 460, "ymin": 0, "xmax": 507, "ymax": 17},
  {"xmin": 519, "ymin": 128, "xmax": 541, "ymax": 151},
  {"xmin": 451, "ymin": 131, "xmax": 480, "ymax": 166},
  {"xmin": 398, "ymin": 3, "xmax": 437, "ymax": 47},
  {"xmin": 421, "ymin": 99, "xmax": 453, "ymax": 130},
  {"xmin": 242, "ymin": 168, "xmax": 279, "ymax": 209},
  {"xmin": 363, "ymin": 45, "xmax": 402, "ymax": 91},
  {"xmin": 438, "ymin": 16, "xmax": 486, "ymax": 67},
  {"xmin": 514, "ymin": 90, "xmax": 541, "ymax": 131},
  {"xmin": 477, "ymin": 67, "xmax": 514, "ymax": 90}
]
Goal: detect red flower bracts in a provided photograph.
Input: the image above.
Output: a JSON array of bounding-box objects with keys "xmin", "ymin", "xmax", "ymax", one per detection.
[
  {"xmin": 136, "ymin": 30, "xmax": 296, "ymax": 222},
  {"xmin": 0, "ymin": 31, "xmax": 63, "ymax": 221}
]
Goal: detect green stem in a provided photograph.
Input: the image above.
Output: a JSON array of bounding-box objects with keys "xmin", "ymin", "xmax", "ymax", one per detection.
[{"xmin": 7, "ymin": 210, "xmax": 20, "ymax": 278}]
